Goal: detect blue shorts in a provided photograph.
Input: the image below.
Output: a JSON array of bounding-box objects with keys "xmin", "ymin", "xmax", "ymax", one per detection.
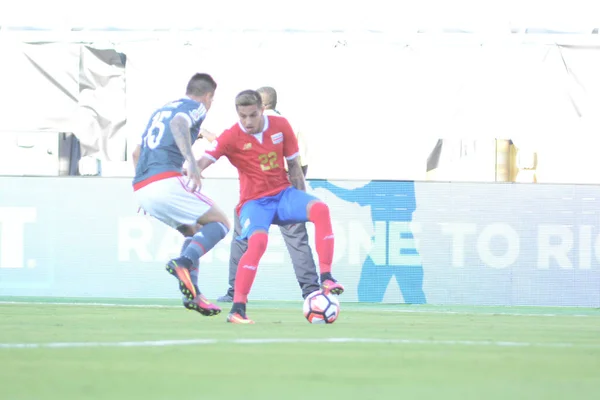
[{"xmin": 238, "ymin": 187, "xmax": 319, "ymax": 240}]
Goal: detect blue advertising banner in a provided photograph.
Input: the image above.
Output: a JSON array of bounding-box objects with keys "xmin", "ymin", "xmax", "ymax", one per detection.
[{"xmin": 0, "ymin": 177, "xmax": 598, "ymax": 306}]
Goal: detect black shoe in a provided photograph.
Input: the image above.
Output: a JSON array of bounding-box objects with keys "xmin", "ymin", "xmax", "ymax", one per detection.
[{"xmin": 217, "ymin": 293, "xmax": 233, "ymax": 302}]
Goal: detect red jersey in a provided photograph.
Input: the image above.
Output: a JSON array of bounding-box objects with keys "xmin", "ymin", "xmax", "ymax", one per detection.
[{"xmin": 204, "ymin": 114, "xmax": 299, "ymax": 212}]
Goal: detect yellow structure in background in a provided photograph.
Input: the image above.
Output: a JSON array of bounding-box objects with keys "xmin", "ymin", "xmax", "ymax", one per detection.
[
  {"xmin": 507, "ymin": 141, "xmax": 537, "ymax": 183},
  {"xmin": 427, "ymin": 139, "xmax": 540, "ymax": 183},
  {"xmin": 426, "ymin": 138, "xmax": 600, "ymax": 184}
]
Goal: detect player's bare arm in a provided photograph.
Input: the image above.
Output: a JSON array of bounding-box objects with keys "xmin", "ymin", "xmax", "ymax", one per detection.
[
  {"xmin": 131, "ymin": 144, "xmax": 141, "ymax": 169},
  {"xmin": 197, "ymin": 156, "xmax": 215, "ymax": 174},
  {"xmin": 171, "ymin": 114, "xmax": 196, "ymax": 164},
  {"xmin": 171, "ymin": 114, "xmax": 202, "ymax": 190},
  {"xmin": 287, "ymin": 157, "xmax": 306, "ymax": 191}
]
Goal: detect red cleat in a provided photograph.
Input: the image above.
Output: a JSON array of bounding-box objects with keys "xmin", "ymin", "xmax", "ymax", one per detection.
[
  {"xmin": 184, "ymin": 294, "xmax": 222, "ymax": 317},
  {"xmin": 166, "ymin": 258, "xmax": 197, "ymax": 301},
  {"xmin": 227, "ymin": 312, "xmax": 255, "ymax": 324}
]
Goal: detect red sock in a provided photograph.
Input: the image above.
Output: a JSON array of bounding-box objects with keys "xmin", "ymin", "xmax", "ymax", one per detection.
[
  {"xmin": 233, "ymin": 232, "xmax": 268, "ymax": 304},
  {"xmin": 308, "ymin": 202, "xmax": 334, "ymax": 274}
]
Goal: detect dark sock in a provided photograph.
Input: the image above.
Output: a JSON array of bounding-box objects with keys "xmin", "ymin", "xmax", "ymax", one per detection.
[
  {"xmin": 181, "ymin": 237, "xmax": 199, "ymax": 287},
  {"xmin": 230, "ymin": 302, "xmax": 247, "ymax": 315},
  {"xmin": 182, "ymin": 222, "xmax": 229, "ymax": 263},
  {"xmin": 321, "ymin": 272, "xmax": 334, "ymax": 283},
  {"xmin": 173, "ymin": 256, "xmax": 193, "ymax": 269},
  {"xmin": 181, "ymin": 237, "xmax": 200, "ymax": 269}
]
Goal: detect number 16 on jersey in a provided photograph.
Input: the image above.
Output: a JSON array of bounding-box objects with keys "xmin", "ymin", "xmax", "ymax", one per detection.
[{"xmin": 144, "ymin": 111, "xmax": 172, "ymax": 149}]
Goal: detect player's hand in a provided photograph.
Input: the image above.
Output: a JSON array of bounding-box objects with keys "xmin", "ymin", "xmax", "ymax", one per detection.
[
  {"xmin": 186, "ymin": 163, "xmax": 204, "ymax": 192},
  {"xmin": 199, "ymin": 128, "xmax": 217, "ymax": 143},
  {"xmin": 182, "ymin": 166, "xmax": 204, "ymax": 178}
]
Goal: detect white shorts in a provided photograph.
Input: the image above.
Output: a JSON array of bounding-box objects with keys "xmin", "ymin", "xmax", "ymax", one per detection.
[{"xmin": 134, "ymin": 176, "xmax": 214, "ymax": 229}]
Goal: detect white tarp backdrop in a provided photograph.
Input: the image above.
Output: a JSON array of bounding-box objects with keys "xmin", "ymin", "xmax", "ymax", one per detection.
[{"xmin": 1, "ymin": 0, "xmax": 599, "ymax": 180}]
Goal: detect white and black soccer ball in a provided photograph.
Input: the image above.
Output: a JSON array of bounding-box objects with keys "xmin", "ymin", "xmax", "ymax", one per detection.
[{"xmin": 303, "ymin": 290, "xmax": 340, "ymax": 324}]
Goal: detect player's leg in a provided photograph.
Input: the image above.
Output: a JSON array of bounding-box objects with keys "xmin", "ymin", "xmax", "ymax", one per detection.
[
  {"xmin": 168, "ymin": 202, "xmax": 230, "ymax": 316},
  {"xmin": 179, "ymin": 235, "xmax": 199, "ymax": 294},
  {"xmin": 178, "ymin": 224, "xmax": 205, "ymax": 308},
  {"xmin": 178, "ymin": 231, "xmax": 223, "ymax": 314},
  {"xmin": 227, "ymin": 197, "xmax": 277, "ymax": 324},
  {"xmin": 174, "ymin": 204, "xmax": 230, "ymax": 271},
  {"xmin": 217, "ymin": 208, "xmax": 246, "ymax": 302},
  {"xmin": 178, "ymin": 222, "xmax": 203, "ymax": 289},
  {"xmin": 278, "ymin": 222, "xmax": 320, "ymax": 299},
  {"xmin": 135, "ymin": 177, "xmax": 229, "ymax": 316},
  {"xmin": 277, "ymin": 187, "xmax": 344, "ymax": 295}
]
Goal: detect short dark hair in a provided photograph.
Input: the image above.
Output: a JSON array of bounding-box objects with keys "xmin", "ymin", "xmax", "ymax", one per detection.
[
  {"xmin": 186, "ymin": 73, "xmax": 217, "ymax": 96},
  {"xmin": 256, "ymin": 86, "xmax": 277, "ymax": 110},
  {"xmin": 235, "ymin": 89, "xmax": 262, "ymax": 108}
]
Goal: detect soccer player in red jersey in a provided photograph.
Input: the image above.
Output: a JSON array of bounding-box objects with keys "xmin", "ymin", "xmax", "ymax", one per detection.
[{"xmin": 197, "ymin": 90, "xmax": 344, "ymax": 324}]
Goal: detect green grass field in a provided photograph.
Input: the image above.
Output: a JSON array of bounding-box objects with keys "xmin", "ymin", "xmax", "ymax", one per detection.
[{"xmin": 1, "ymin": 297, "xmax": 599, "ymax": 400}]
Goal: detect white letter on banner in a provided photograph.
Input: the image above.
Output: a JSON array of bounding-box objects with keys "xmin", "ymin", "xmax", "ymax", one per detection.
[
  {"xmin": 0, "ymin": 207, "xmax": 36, "ymax": 269},
  {"xmin": 537, "ymin": 225, "xmax": 573, "ymax": 269},
  {"xmin": 477, "ymin": 223, "xmax": 519, "ymax": 269},
  {"xmin": 440, "ymin": 223, "xmax": 477, "ymax": 267},
  {"xmin": 389, "ymin": 222, "xmax": 421, "ymax": 265},
  {"xmin": 118, "ymin": 217, "xmax": 153, "ymax": 262},
  {"xmin": 579, "ymin": 225, "xmax": 592, "ymax": 270},
  {"xmin": 348, "ymin": 220, "xmax": 372, "ymax": 266},
  {"xmin": 371, "ymin": 221, "xmax": 387, "ymax": 265}
]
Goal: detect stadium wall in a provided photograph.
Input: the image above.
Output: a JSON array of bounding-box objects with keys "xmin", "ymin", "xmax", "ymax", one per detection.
[{"xmin": 1, "ymin": 177, "xmax": 598, "ymax": 307}]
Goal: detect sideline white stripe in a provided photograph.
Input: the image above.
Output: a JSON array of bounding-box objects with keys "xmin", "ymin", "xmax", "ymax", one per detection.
[
  {"xmin": 0, "ymin": 301, "xmax": 596, "ymax": 317},
  {"xmin": 1, "ymin": 337, "xmax": 598, "ymax": 350}
]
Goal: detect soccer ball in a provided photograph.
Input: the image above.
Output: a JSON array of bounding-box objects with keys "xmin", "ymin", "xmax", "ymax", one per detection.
[{"xmin": 303, "ymin": 290, "xmax": 340, "ymax": 324}]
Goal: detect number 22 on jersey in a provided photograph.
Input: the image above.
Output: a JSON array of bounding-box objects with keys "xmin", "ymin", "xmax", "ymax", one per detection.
[
  {"xmin": 259, "ymin": 152, "xmax": 279, "ymax": 171},
  {"xmin": 144, "ymin": 111, "xmax": 172, "ymax": 149}
]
